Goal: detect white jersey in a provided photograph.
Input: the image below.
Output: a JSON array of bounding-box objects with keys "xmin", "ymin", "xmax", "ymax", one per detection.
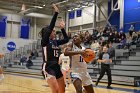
[
  {"xmin": 71, "ymin": 44, "xmax": 93, "ymax": 86},
  {"xmin": 59, "ymin": 53, "xmax": 70, "ymax": 71},
  {"xmin": 71, "ymin": 45, "xmax": 87, "ymax": 73}
]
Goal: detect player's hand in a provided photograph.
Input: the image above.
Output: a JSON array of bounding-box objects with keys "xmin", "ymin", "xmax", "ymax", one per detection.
[
  {"xmin": 80, "ymin": 50, "xmax": 88, "ymax": 57},
  {"xmin": 104, "ymin": 59, "xmax": 110, "ymax": 62},
  {"xmin": 52, "ymin": 4, "xmax": 59, "ymax": 13},
  {"xmin": 102, "ymin": 59, "xmax": 107, "ymax": 63},
  {"xmin": 59, "ymin": 20, "xmax": 65, "ymax": 29}
]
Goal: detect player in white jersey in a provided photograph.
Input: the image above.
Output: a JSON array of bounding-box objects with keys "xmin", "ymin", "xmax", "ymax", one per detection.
[
  {"xmin": 0, "ymin": 66, "xmax": 4, "ymax": 81},
  {"xmin": 59, "ymin": 45, "xmax": 71, "ymax": 87},
  {"xmin": 64, "ymin": 34, "xmax": 94, "ymax": 93}
]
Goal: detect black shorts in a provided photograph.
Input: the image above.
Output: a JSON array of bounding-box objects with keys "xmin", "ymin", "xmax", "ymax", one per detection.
[{"xmin": 42, "ymin": 63, "xmax": 63, "ymax": 79}]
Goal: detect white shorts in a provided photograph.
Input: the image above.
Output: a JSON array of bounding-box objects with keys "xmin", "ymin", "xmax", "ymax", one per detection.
[{"xmin": 71, "ymin": 71, "xmax": 93, "ymax": 86}]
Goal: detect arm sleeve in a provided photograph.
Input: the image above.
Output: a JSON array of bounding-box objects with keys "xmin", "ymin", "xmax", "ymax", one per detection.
[
  {"xmin": 41, "ymin": 12, "xmax": 58, "ymax": 46},
  {"xmin": 56, "ymin": 28, "xmax": 69, "ymax": 45}
]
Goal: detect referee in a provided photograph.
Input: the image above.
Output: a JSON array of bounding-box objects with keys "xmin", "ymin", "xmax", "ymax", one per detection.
[{"xmin": 96, "ymin": 45, "xmax": 113, "ymax": 89}]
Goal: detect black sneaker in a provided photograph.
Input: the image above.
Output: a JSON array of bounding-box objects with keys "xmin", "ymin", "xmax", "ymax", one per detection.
[{"xmin": 107, "ymin": 86, "xmax": 113, "ymax": 89}]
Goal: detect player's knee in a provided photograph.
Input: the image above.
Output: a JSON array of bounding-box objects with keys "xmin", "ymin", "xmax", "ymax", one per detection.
[
  {"xmin": 52, "ymin": 84, "xmax": 59, "ymax": 93},
  {"xmin": 52, "ymin": 88, "xmax": 59, "ymax": 93}
]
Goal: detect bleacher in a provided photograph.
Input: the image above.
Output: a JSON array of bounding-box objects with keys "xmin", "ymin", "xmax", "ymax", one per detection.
[{"xmin": 2, "ymin": 39, "xmax": 140, "ymax": 86}]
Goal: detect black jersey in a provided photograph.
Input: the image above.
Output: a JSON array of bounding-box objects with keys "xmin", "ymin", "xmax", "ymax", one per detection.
[{"xmin": 41, "ymin": 12, "xmax": 69, "ymax": 65}]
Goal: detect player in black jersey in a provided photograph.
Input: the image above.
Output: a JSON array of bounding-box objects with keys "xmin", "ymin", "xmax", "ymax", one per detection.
[{"xmin": 39, "ymin": 4, "xmax": 69, "ymax": 93}]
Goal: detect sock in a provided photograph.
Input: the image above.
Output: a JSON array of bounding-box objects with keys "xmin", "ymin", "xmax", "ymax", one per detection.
[{"xmin": 0, "ymin": 74, "xmax": 4, "ymax": 80}]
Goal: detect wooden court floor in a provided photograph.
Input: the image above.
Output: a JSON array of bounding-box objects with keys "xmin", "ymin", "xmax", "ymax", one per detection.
[{"xmin": 0, "ymin": 74, "xmax": 140, "ymax": 93}]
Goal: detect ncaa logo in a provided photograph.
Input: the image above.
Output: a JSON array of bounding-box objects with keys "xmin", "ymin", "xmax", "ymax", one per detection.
[{"xmin": 7, "ymin": 42, "xmax": 16, "ymax": 51}]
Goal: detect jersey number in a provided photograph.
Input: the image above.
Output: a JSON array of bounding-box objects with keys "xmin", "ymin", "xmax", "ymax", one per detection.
[
  {"xmin": 54, "ymin": 50, "xmax": 59, "ymax": 57},
  {"xmin": 79, "ymin": 56, "xmax": 84, "ymax": 62}
]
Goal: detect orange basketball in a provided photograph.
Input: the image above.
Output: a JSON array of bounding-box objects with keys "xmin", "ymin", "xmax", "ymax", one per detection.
[{"xmin": 82, "ymin": 48, "xmax": 96, "ymax": 63}]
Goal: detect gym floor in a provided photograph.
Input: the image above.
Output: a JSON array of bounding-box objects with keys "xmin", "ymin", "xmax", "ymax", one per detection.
[{"xmin": 0, "ymin": 73, "xmax": 140, "ymax": 93}]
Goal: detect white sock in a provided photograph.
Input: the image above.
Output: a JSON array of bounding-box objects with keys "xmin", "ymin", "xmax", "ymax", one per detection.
[{"xmin": 0, "ymin": 74, "xmax": 4, "ymax": 79}]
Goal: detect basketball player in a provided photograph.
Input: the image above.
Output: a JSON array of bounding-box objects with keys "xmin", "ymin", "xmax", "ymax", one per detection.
[
  {"xmin": 39, "ymin": 4, "xmax": 69, "ymax": 93},
  {"xmin": 0, "ymin": 66, "xmax": 4, "ymax": 81},
  {"xmin": 58, "ymin": 44, "xmax": 71, "ymax": 88},
  {"xmin": 64, "ymin": 34, "xmax": 94, "ymax": 93},
  {"xmin": 96, "ymin": 45, "xmax": 113, "ymax": 89}
]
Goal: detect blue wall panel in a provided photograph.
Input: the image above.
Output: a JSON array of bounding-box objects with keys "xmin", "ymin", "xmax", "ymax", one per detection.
[
  {"xmin": 108, "ymin": 0, "xmax": 120, "ymax": 32},
  {"xmin": 0, "ymin": 16, "xmax": 7, "ymax": 37},
  {"xmin": 20, "ymin": 18, "xmax": 30, "ymax": 39},
  {"xmin": 124, "ymin": 0, "xmax": 140, "ymax": 32}
]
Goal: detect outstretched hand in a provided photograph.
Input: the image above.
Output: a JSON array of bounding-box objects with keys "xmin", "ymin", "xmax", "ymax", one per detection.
[
  {"xmin": 52, "ymin": 4, "xmax": 59, "ymax": 13},
  {"xmin": 59, "ymin": 20, "xmax": 65, "ymax": 29}
]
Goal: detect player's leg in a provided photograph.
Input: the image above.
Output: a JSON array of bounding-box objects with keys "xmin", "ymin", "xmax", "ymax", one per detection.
[
  {"xmin": 96, "ymin": 66, "xmax": 106, "ymax": 86},
  {"xmin": 57, "ymin": 76, "xmax": 65, "ymax": 93},
  {"xmin": 67, "ymin": 69, "xmax": 71, "ymax": 85},
  {"xmin": 73, "ymin": 78, "xmax": 83, "ymax": 93},
  {"xmin": 82, "ymin": 72, "xmax": 95, "ymax": 93},
  {"xmin": 55, "ymin": 64, "xmax": 65, "ymax": 93},
  {"xmin": 84, "ymin": 84, "xmax": 94, "ymax": 93},
  {"xmin": 62, "ymin": 70, "xmax": 67, "ymax": 83},
  {"xmin": 0, "ymin": 66, "xmax": 4, "ymax": 81},
  {"xmin": 47, "ymin": 76, "xmax": 59, "ymax": 93}
]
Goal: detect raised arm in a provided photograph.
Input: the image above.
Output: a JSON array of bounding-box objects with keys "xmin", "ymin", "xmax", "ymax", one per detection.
[
  {"xmin": 56, "ymin": 20, "xmax": 69, "ymax": 45},
  {"xmin": 41, "ymin": 4, "xmax": 59, "ymax": 46},
  {"xmin": 49, "ymin": 4, "xmax": 59, "ymax": 31}
]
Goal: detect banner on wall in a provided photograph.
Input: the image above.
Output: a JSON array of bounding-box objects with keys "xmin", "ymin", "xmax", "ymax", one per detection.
[
  {"xmin": 76, "ymin": 10, "xmax": 82, "ymax": 17},
  {"xmin": 0, "ymin": 16, "xmax": 7, "ymax": 37},
  {"xmin": 69, "ymin": 11, "xmax": 75, "ymax": 19},
  {"xmin": 20, "ymin": 18, "xmax": 31, "ymax": 39}
]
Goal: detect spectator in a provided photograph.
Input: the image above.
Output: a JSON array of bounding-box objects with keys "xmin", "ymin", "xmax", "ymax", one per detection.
[
  {"xmin": 108, "ymin": 32, "xmax": 114, "ymax": 43},
  {"xmin": 92, "ymin": 29, "xmax": 98, "ymax": 40},
  {"xmin": 28, "ymin": 50, "xmax": 35, "ymax": 59},
  {"xmin": 26, "ymin": 56, "xmax": 33, "ymax": 69},
  {"xmin": 68, "ymin": 32, "xmax": 71, "ymax": 39},
  {"xmin": 108, "ymin": 42, "xmax": 115, "ymax": 64},
  {"xmin": 120, "ymin": 31, "xmax": 126, "ymax": 40},
  {"xmin": 129, "ymin": 25, "xmax": 134, "ymax": 37},
  {"xmin": 33, "ymin": 49, "xmax": 39, "ymax": 57},
  {"xmin": 90, "ymin": 40, "xmax": 100, "ymax": 53},
  {"xmin": 20, "ymin": 55, "xmax": 27, "ymax": 66},
  {"xmin": 114, "ymin": 31, "xmax": 120, "ymax": 43},
  {"xmin": 84, "ymin": 31, "xmax": 92, "ymax": 47},
  {"xmin": 131, "ymin": 32, "xmax": 138, "ymax": 45},
  {"xmin": 125, "ymin": 35, "xmax": 132, "ymax": 49},
  {"xmin": 137, "ymin": 31, "xmax": 140, "ymax": 43}
]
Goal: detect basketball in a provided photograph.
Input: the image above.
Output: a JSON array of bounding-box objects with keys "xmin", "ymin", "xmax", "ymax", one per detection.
[{"xmin": 82, "ymin": 48, "xmax": 96, "ymax": 63}]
